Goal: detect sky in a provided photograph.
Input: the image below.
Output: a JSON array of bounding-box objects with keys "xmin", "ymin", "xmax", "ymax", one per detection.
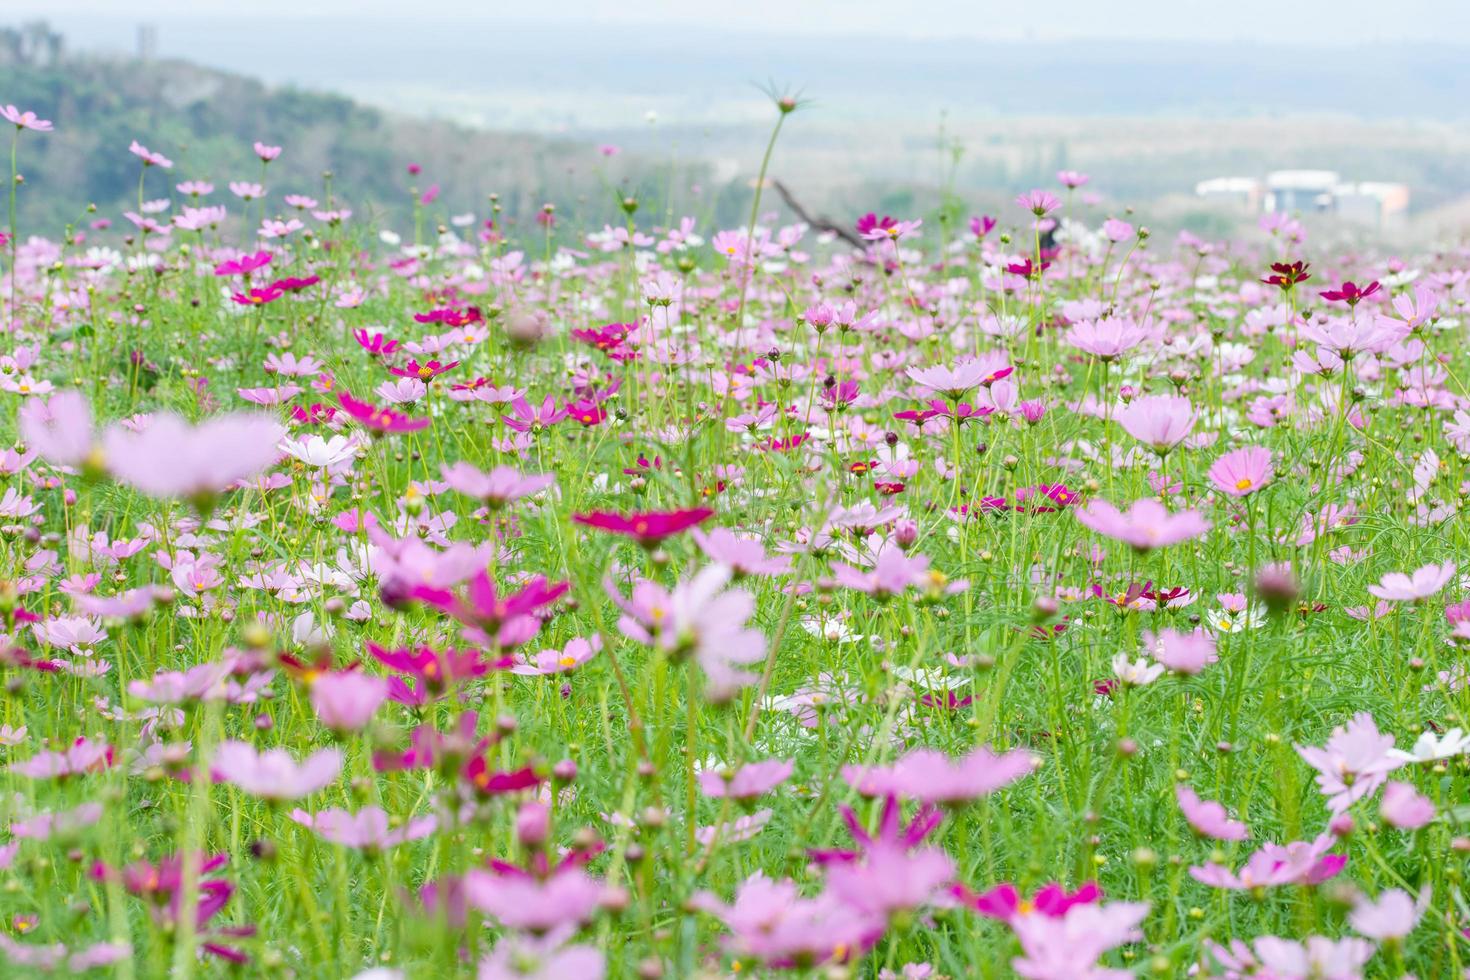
[{"xmin": 8, "ymin": 0, "xmax": 1470, "ymax": 45}]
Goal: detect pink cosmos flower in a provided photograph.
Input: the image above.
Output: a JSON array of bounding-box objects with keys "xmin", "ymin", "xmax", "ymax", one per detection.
[
  {"xmin": 689, "ymin": 873, "xmax": 882, "ymax": 968},
  {"xmin": 846, "ymin": 746, "xmax": 1036, "ymax": 806},
  {"xmin": 1379, "ymin": 780, "xmax": 1435, "ymax": 829},
  {"xmin": 609, "ymin": 564, "xmax": 765, "ymax": 702},
  {"xmin": 309, "ymin": 672, "xmax": 389, "ymax": 731},
  {"xmin": 824, "ymin": 842, "xmax": 955, "ymax": 918},
  {"xmin": 441, "ymin": 462, "xmax": 554, "ymax": 506},
  {"xmin": 502, "ymin": 394, "xmax": 569, "ymax": 432},
  {"xmin": 1009, "ymin": 900, "xmax": 1150, "ymax": 980},
  {"xmin": 10, "ymin": 737, "xmax": 114, "ymax": 779},
  {"xmin": 289, "ymin": 806, "xmax": 436, "ymax": 849},
  {"xmin": 1116, "ymin": 394, "xmax": 1196, "ymax": 453},
  {"xmin": 698, "ymin": 759, "xmax": 794, "ymax": 800},
  {"xmin": 510, "ymin": 636, "xmax": 601, "ymax": 676},
  {"xmin": 477, "ymin": 929, "xmax": 605, "ymax": 980},
  {"xmin": 1189, "ymin": 833, "xmax": 1345, "ymax": 890},
  {"xmin": 1208, "ymin": 936, "xmax": 1374, "ymax": 979},
  {"xmin": 832, "ymin": 542, "xmax": 958, "ymax": 598},
  {"xmin": 1015, "ymin": 189, "xmax": 1061, "ymax": 216},
  {"xmin": 692, "ymin": 527, "xmax": 792, "ymax": 577},
  {"xmin": 1075, "ymin": 498, "xmax": 1209, "ymax": 551},
  {"xmin": 11, "ymin": 802, "xmax": 104, "ymax": 841},
  {"xmin": 862, "ymin": 218, "xmax": 923, "ymax": 242},
  {"xmin": 464, "ymin": 865, "xmax": 604, "ymax": 933},
  {"xmin": 253, "ymin": 141, "xmax": 282, "ymax": 161},
  {"xmin": 1296, "ymin": 712, "xmax": 1399, "ymax": 813},
  {"xmin": 0, "ymin": 105, "xmax": 52, "ymax": 132},
  {"xmin": 1102, "ymin": 218, "xmax": 1133, "ymax": 242},
  {"xmin": 1300, "ymin": 315, "xmax": 1405, "ymax": 359},
  {"xmin": 1175, "ymin": 784, "xmax": 1248, "ymax": 841},
  {"xmin": 1065, "ymin": 317, "xmax": 1149, "ymax": 361},
  {"xmin": 211, "ymin": 741, "xmax": 342, "ymax": 800},
  {"xmin": 128, "ymin": 140, "xmax": 173, "ymax": 168},
  {"xmin": 1348, "ymin": 886, "xmax": 1430, "ymax": 941},
  {"xmin": 102, "ymin": 412, "xmax": 284, "ymax": 501},
  {"xmin": 906, "ymin": 355, "xmax": 1013, "ymax": 400},
  {"xmin": 19, "ymin": 390, "xmax": 95, "ymax": 467},
  {"xmin": 1142, "ymin": 627, "xmax": 1217, "ymax": 675},
  {"xmin": 1367, "ymin": 561, "xmax": 1456, "ymax": 602},
  {"xmin": 1208, "ymin": 446, "xmax": 1273, "ymax": 497}
]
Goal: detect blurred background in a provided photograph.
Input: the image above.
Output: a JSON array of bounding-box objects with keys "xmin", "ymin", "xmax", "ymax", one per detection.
[{"xmin": 4, "ymin": 0, "xmax": 1470, "ymax": 245}]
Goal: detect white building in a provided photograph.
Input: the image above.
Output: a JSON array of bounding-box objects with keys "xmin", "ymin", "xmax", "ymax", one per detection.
[
  {"xmin": 1264, "ymin": 170, "xmax": 1340, "ymax": 214},
  {"xmin": 1194, "ymin": 169, "xmax": 1410, "ymax": 227},
  {"xmin": 1194, "ymin": 177, "xmax": 1263, "ymax": 211}
]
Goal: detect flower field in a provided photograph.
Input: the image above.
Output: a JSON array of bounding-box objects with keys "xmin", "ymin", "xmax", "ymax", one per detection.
[{"xmin": 0, "ymin": 97, "xmax": 1469, "ymax": 978}]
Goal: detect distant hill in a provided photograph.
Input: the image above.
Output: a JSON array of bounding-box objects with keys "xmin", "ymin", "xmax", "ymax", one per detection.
[{"xmin": 0, "ymin": 46, "xmax": 703, "ymax": 240}]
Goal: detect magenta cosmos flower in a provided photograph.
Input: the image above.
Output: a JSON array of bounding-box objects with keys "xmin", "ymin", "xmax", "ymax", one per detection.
[
  {"xmin": 1189, "ymin": 833, "xmax": 1345, "ymax": 890},
  {"xmin": 1075, "ymin": 498, "xmax": 1210, "ymax": 551},
  {"xmin": 211, "ymin": 740, "xmax": 342, "ymax": 800},
  {"xmin": 337, "ymin": 391, "xmax": 430, "ymax": 434},
  {"xmin": 409, "ymin": 570, "xmax": 568, "ymax": 649},
  {"xmin": 1207, "ymin": 446, "xmax": 1273, "ymax": 497},
  {"xmin": 1117, "ymin": 394, "xmax": 1196, "ymax": 454},
  {"xmin": 573, "ymin": 507, "xmax": 713, "ymax": 544},
  {"xmin": 1367, "ymin": 560, "xmax": 1456, "ymax": 602}
]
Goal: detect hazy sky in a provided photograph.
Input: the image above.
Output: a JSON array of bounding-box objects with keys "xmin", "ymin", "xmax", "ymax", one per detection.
[{"xmin": 9, "ymin": 0, "xmax": 1470, "ymax": 45}]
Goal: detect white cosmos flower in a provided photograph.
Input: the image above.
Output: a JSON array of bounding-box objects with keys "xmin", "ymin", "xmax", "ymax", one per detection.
[
  {"xmin": 1111, "ymin": 653, "xmax": 1164, "ymax": 687},
  {"xmin": 1205, "ymin": 606, "xmax": 1266, "ymax": 634},
  {"xmin": 280, "ymin": 434, "xmax": 357, "ymax": 468},
  {"xmin": 1387, "ymin": 728, "xmax": 1470, "ymax": 765}
]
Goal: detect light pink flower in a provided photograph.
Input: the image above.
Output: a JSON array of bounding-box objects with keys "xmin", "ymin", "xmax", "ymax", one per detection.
[
  {"xmin": 212, "ymin": 741, "xmax": 342, "ymax": 800},
  {"xmin": 1379, "ymin": 780, "xmax": 1435, "ymax": 829},
  {"xmin": 1207, "ymin": 446, "xmax": 1273, "ymax": 497},
  {"xmin": 1075, "ymin": 498, "xmax": 1209, "ymax": 551},
  {"xmin": 290, "ymin": 806, "xmax": 436, "ymax": 849},
  {"xmin": 1116, "ymin": 394, "xmax": 1196, "ymax": 453},
  {"xmin": 103, "ymin": 412, "xmax": 284, "ymax": 501},
  {"xmin": 1175, "ymin": 784, "xmax": 1248, "ymax": 841},
  {"xmin": 1367, "ymin": 561, "xmax": 1455, "ymax": 602}
]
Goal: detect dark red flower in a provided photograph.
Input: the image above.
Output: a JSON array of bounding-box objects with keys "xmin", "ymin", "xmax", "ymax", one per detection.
[
  {"xmin": 1261, "ymin": 260, "xmax": 1311, "ymax": 291},
  {"xmin": 1320, "ymin": 280, "xmax": 1380, "ymax": 306},
  {"xmin": 1006, "ymin": 258, "xmax": 1050, "ymax": 280}
]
